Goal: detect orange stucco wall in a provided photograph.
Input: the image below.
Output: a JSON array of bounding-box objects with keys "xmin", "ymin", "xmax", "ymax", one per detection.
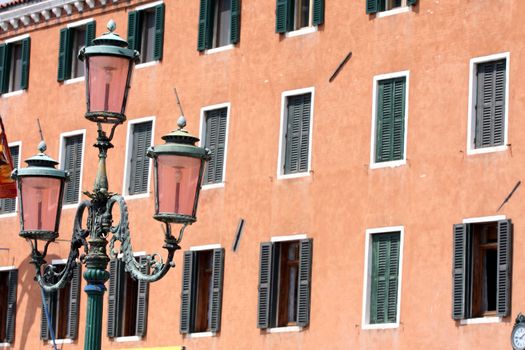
[{"xmin": 0, "ymin": 0, "xmax": 525, "ymax": 349}]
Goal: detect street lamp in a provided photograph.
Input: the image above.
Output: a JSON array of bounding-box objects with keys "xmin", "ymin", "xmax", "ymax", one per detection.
[{"xmin": 11, "ymin": 21, "xmax": 210, "ymax": 350}]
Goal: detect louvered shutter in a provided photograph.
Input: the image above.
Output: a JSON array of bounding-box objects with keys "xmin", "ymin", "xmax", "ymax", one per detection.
[
  {"xmin": 370, "ymin": 233, "xmax": 400, "ymax": 324},
  {"xmin": 297, "ymin": 239, "xmax": 313, "ymax": 327},
  {"xmin": 376, "ymin": 78, "xmax": 405, "ymax": 163},
  {"xmin": 107, "ymin": 259, "xmax": 119, "ymax": 338},
  {"xmin": 407, "ymin": 0, "xmax": 417, "ymax": 6},
  {"xmin": 496, "ymin": 220, "xmax": 512, "ymax": 317},
  {"xmin": 0, "ymin": 44, "xmax": 7, "ymax": 93},
  {"xmin": 452, "ymin": 224, "xmax": 467, "ymax": 320},
  {"xmin": 153, "ymin": 4, "xmax": 165, "ymax": 61},
  {"xmin": 312, "ymin": 0, "xmax": 324, "ymax": 26},
  {"xmin": 5, "ymin": 269, "xmax": 17, "ymax": 343},
  {"xmin": 180, "ymin": 251, "xmax": 196, "ymax": 334},
  {"xmin": 366, "ymin": 0, "xmax": 379, "ymax": 14},
  {"xmin": 275, "ymin": 0, "xmax": 289, "ymax": 33},
  {"xmin": 135, "ymin": 255, "xmax": 150, "ymax": 337},
  {"xmin": 129, "ymin": 121, "xmax": 152, "ymax": 195},
  {"xmin": 257, "ymin": 242, "xmax": 273, "ymax": 329},
  {"xmin": 197, "ymin": 0, "xmax": 211, "ymax": 51},
  {"xmin": 39, "ymin": 288, "xmax": 52, "ymax": 340},
  {"xmin": 230, "ymin": 0, "xmax": 240, "ymax": 44},
  {"xmin": 57, "ymin": 28, "xmax": 71, "ymax": 81},
  {"xmin": 127, "ymin": 11, "xmax": 139, "ymax": 51},
  {"xmin": 63, "ymin": 134, "xmax": 83, "ymax": 204},
  {"xmin": 20, "ymin": 37, "xmax": 30, "ymax": 90},
  {"xmin": 475, "ymin": 60, "xmax": 506, "ymax": 149},
  {"xmin": 204, "ymin": 108, "xmax": 227, "ymax": 184},
  {"xmin": 284, "ymin": 93, "xmax": 311, "ymax": 174},
  {"xmin": 86, "ymin": 21, "xmax": 96, "ymax": 47},
  {"xmin": 0, "ymin": 146, "xmax": 18, "ymax": 214},
  {"xmin": 208, "ymin": 248, "xmax": 225, "ymax": 332},
  {"xmin": 66, "ymin": 263, "xmax": 81, "ymax": 339}
]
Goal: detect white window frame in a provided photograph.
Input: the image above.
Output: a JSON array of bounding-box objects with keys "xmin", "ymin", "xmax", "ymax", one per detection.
[
  {"xmin": 122, "ymin": 116, "xmax": 155, "ymax": 199},
  {"xmin": 369, "ymin": 70, "xmax": 410, "ymax": 169},
  {"xmin": 466, "ymin": 52, "xmax": 510, "ymax": 155},
  {"xmin": 0, "ymin": 265, "xmax": 16, "ymax": 347},
  {"xmin": 277, "ymin": 87, "xmax": 315, "ymax": 180},
  {"xmin": 133, "ymin": 0, "xmax": 163, "ymax": 69},
  {"xmin": 62, "ymin": 18, "xmax": 94, "ymax": 85},
  {"xmin": 199, "ymin": 102, "xmax": 231, "ymax": 190},
  {"xmin": 375, "ymin": 0, "xmax": 413, "ymax": 18},
  {"xmin": 58, "ymin": 129, "xmax": 86, "ymax": 209},
  {"xmin": 361, "ymin": 226, "xmax": 404, "ymax": 330},
  {"xmin": 1, "ymin": 34, "xmax": 30, "ymax": 97},
  {"xmin": 0, "ymin": 141, "xmax": 21, "ymax": 218},
  {"xmin": 285, "ymin": 0, "xmax": 318, "ymax": 37}
]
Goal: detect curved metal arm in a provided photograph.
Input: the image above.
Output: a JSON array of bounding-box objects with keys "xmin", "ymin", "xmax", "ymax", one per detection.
[
  {"xmin": 33, "ymin": 201, "xmax": 90, "ymax": 292},
  {"xmin": 107, "ymin": 195, "xmax": 182, "ymax": 283}
]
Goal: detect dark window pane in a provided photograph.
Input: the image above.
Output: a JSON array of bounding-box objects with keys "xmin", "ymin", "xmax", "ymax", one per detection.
[
  {"xmin": 194, "ymin": 251, "xmax": 213, "ymax": 332},
  {"xmin": 9, "ymin": 43, "xmax": 22, "ymax": 92},
  {"xmin": 71, "ymin": 26, "xmax": 86, "ymax": 78},
  {"xmin": 140, "ymin": 10, "xmax": 156, "ymax": 63},
  {"xmin": 0, "ymin": 272, "xmax": 8, "ymax": 342},
  {"xmin": 213, "ymin": 0, "xmax": 231, "ymax": 48}
]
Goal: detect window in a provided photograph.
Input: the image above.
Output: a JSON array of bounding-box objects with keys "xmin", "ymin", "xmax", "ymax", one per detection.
[
  {"xmin": 180, "ymin": 248, "xmax": 225, "ymax": 334},
  {"xmin": 452, "ymin": 219, "xmax": 512, "ymax": 320},
  {"xmin": 126, "ymin": 120, "xmax": 153, "ymax": 196},
  {"xmin": 366, "ymin": 0, "xmax": 417, "ymax": 14},
  {"xmin": 40, "ymin": 263, "xmax": 81, "ymax": 341},
  {"xmin": 61, "ymin": 133, "xmax": 84, "ymax": 205},
  {"xmin": 371, "ymin": 72, "xmax": 408, "ymax": 167},
  {"xmin": 0, "ymin": 145, "xmax": 19, "ymax": 215},
  {"xmin": 57, "ymin": 21, "xmax": 96, "ymax": 81},
  {"xmin": 275, "ymin": 0, "xmax": 324, "ymax": 33},
  {"xmin": 0, "ymin": 37, "xmax": 30, "ymax": 94},
  {"xmin": 107, "ymin": 256, "xmax": 149, "ymax": 338},
  {"xmin": 128, "ymin": 3, "xmax": 165, "ymax": 63},
  {"xmin": 279, "ymin": 90, "xmax": 314, "ymax": 176},
  {"xmin": 202, "ymin": 106, "xmax": 228, "ymax": 185},
  {"xmin": 197, "ymin": 0, "xmax": 240, "ymax": 51},
  {"xmin": 468, "ymin": 55, "xmax": 509, "ymax": 153},
  {"xmin": 257, "ymin": 238, "xmax": 313, "ymax": 329},
  {"xmin": 363, "ymin": 230, "xmax": 402, "ymax": 327},
  {"xmin": 0, "ymin": 268, "xmax": 17, "ymax": 344}
]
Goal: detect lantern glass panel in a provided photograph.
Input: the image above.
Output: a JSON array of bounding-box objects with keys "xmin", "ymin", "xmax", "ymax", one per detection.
[
  {"xmin": 157, "ymin": 155, "xmax": 202, "ymax": 217},
  {"xmin": 20, "ymin": 177, "xmax": 62, "ymax": 232},
  {"xmin": 87, "ymin": 55, "xmax": 130, "ymax": 114}
]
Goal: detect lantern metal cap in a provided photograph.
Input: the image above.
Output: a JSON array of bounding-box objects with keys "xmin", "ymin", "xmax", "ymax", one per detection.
[
  {"xmin": 161, "ymin": 116, "xmax": 200, "ymax": 145},
  {"xmin": 79, "ymin": 20, "xmax": 139, "ymax": 61},
  {"xmin": 13, "ymin": 141, "xmax": 68, "ymax": 179},
  {"xmin": 92, "ymin": 20, "xmax": 128, "ymax": 48}
]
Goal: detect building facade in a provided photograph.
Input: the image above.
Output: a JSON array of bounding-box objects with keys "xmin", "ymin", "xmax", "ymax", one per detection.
[{"xmin": 0, "ymin": 0, "xmax": 523, "ymax": 349}]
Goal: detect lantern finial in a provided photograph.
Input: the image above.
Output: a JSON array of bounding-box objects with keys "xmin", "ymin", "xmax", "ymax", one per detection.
[
  {"xmin": 177, "ymin": 116, "xmax": 186, "ymax": 130},
  {"xmin": 37, "ymin": 140, "xmax": 47, "ymax": 154},
  {"xmin": 107, "ymin": 19, "xmax": 116, "ymax": 33}
]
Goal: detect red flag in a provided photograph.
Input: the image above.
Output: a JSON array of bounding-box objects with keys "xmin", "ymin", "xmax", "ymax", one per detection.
[{"xmin": 0, "ymin": 116, "xmax": 16, "ymax": 199}]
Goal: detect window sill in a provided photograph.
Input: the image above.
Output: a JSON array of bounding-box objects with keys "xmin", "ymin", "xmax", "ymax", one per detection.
[
  {"xmin": 202, "ymin": 182, "xmax": 225, "ymax": 190},
  {"xmin": 369, "ymin": 159, "xmax": 406, "ymax": 169},
  {"xmin": 376, "ymin": 6, "xmax": 410, "ymax": 18},
  {"xmin": 0, "ymin": 212, "xmax": 17, "ymax": 219},
  {"xmin": 62, "ymin": 202, "xmax": 80, "ymax": 210},
  {"xmin": 0, "ymin": 343, "xmax": 10, "ymax": 348},
  {"xmin": 48, "ymin": 339, "xmax": 73, "ymax": 345},
  {"xmin": 64, "ymin": 76, "xmax": 85, "ymax": 85},
  {"xmin": 205, "ymin": 44, "xmax": 234, "ymax": 55},
  {"xmin": 114, "ymin": 336, "xmax": 142, "ymax": 342},
  {"xmin": 460, "ymin": 316, "xmax": 502, "ymax": 325},
  {"xmin": 362, "ymin": 322, "xmax": 399, "ymax": 330},
  {"xmin": 285, "ymin": 26, "xmax": 317, "ymax": 38},
  {"xmin": 267, "ymin": 326, "xmax": 302, "ymax": 333},
  {"xmin": 136, "ymin": 60, "xmax": 160, "ymax": 69},
  {"xmin": 2, "ymin": 90, "xmax": 24, "ymax": 98},
  {"xmin": 277, "ymin": 171, "xmax": 311, "ymax": 180},
  {"xmin": 186, "ymin": 331, "xmax": 216, "ymax": 338},
  {"xmin": 467, "ymin": 145, "xmax": 508, "ymax": 155},
  {"xmin": 123, "ymin": 192, "xmax": 150, "ymax": 201}
]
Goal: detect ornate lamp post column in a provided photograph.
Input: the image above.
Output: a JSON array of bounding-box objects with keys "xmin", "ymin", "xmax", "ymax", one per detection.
[{"xmin": 11, "ymin": 21, "xmax": 210, "ymax": 350}]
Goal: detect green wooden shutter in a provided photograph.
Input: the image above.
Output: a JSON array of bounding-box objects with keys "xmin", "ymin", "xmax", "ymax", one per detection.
[
  {"xmin": 107, "ymin": 259, "xmax": 120, "ymax": 338},
  {"xmin": 5, "ymin": 269, "xmax": 17, "ymax": 343},
  {"xmin": 209, "ymin": 248, "xmax": 225, "ymax": 332},
  {"xmin": 366, "ymin": 0, "xmax": 379, "ymax": 14},
  {"xmin": 0, "ymin": 146, "xmax": 18, "ymax": 214},
  {"xmin": 57, "ymin": 28, "xmax": 71, "ymax": 81},
  {"xmin": 407, "ymin": 0, "xmax": 417, "ymax": 5},
  {"xmin": 257, "ymin": 242, "xmax": 273, "ymax": 329},
  {"xmin": 197, "ymin": 0, "xmax": 211, "ymax": 51},
  {"xmin": 370, "ymin": 232, "xmax": 400, "ymax": 324},
  {"xmin": 204, "ymin": 108, "xmax": 227, "ymax": 184},
  {"xmin": 85, "ymin": 21, "xmax": 96, "ymax": 47},
  {"xmin": 452, "ymin": 224, "xmax": 467, "ymax": 320},
  {"xmin": 284, "ymin": 93, "xmax": 311, "ymax": 174},
  {"xmin": 275, "ymin": 0, "xmax": 289, "ymax": 33},
  {"xmin": 127, "ymin": 11, "xmax": 139, "ymax": 52},
  {"xmin": 39, "ymin": 289, "xmax": 52, "ymax": 340},
  {"xmin": 180, "ymin": 251, "xmax": 196, "ymax": 334},
  {"xmin": 475, "ymin": 60, "xmax": 506, "ymax": 149},
  {"xmin": 375, "ymin": 78, "xmax": 405, "ymax": 163},
  {"xmin": 153, "ymin": 4, "xmax": 165, "ymax": 61},
  {"xmin": 0, "ymin": 44, "xmax": 7, "ymax": 93},
  {"xmin": 129, "ymin": 121, "xmax": 152, "ymax": 195},
  {"xmin": 297, "ymin": 239, "xmax": 313, "ymax": 327},
  {"xmin": 20, "ymin": 37, "xmax": 30, "ymax": 90},
  {"xmin": 496, "ymin": 220, "xmax": 512, "ymax": 317},
  {"xmin": 312, "ymin": 0, "xmax": 324, "ymax": 26},
  {"xmin": 63, "ymin": 134, "xmax": 83, "ymax": 204},
  {"xmin": 230, "ymin": 0, "xmax": 241, "ymax": 44},
  {"xmin": 135, "ymin": 255, "xmax": 149, "ymax": 337},
  {"xmin": 66, "ymin": 263, "xmax": 81, "ymax": 340}
]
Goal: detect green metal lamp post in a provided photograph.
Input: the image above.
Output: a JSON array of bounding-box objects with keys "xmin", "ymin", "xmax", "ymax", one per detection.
[{"xmin": 12, "ymin": 21, "xmax": 210, "ymax": 350}]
